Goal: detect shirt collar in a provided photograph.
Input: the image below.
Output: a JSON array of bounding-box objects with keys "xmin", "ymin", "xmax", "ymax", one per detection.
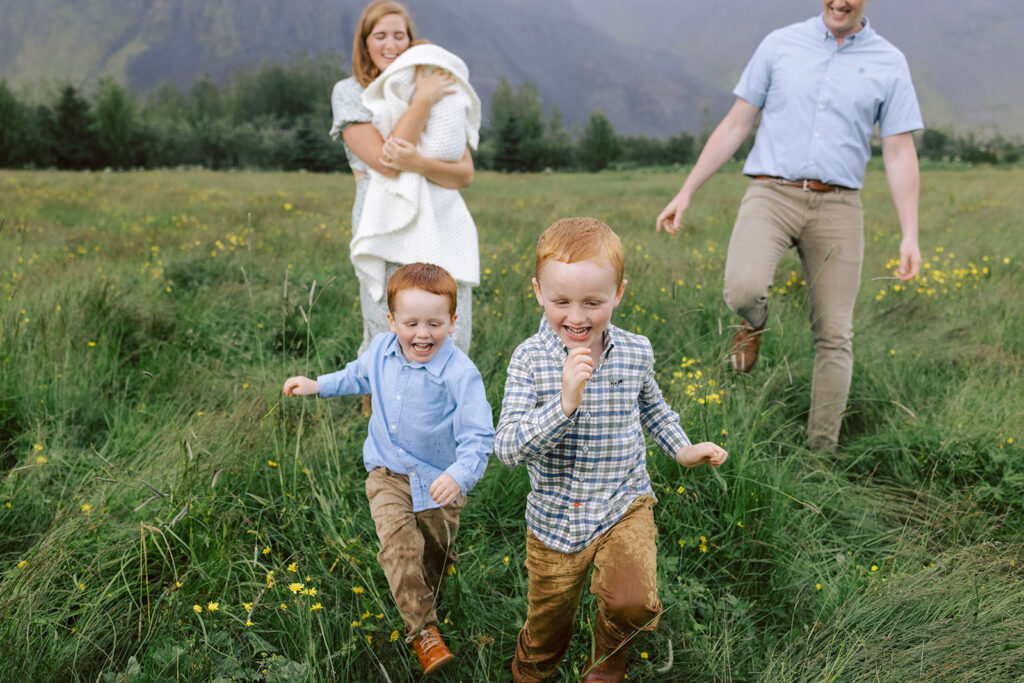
[
  {"xmin": 814, "ymin": 13, "xmax": 873, "ymax": 45},
  {"xmin": 536, "ymin": 316, "xmax": 617, "ymax": 360},
  {"xmin": 384, "ymin": 333, "xmax": 455, "ymax": 376}
]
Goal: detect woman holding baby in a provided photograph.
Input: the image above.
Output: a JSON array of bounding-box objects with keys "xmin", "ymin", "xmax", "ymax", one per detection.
[{"xmin": 330, "ymin": 0, "xmax": 479, "ymax": 356}]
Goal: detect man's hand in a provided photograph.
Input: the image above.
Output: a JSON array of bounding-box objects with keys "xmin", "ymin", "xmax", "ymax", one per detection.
[
  {"xmin": 429, "ymin": 473, "xmax": 461, "ymax": 506},
  {"xmin": 898, "ymin": 237, "xmax": 921, "ymax": 280},
  {"xmin": 283, "ymin": 376, "xmax": 319, "ymax": 397},
  {"xmin": 656, "ymin": 191, "xmax": 691, "ymax": 234},
  {"xmin": 674, "ymin": 442, "xmax": 729, "ymax": 468},
  {"xmin": 560, "ymin": 347, "xmax": 594, "ymax": 417}
]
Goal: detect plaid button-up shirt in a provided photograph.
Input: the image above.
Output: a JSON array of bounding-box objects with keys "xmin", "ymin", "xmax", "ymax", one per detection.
[{"xmin": 495, "ymin": 318, "xmax": 690, "ymax": 553}]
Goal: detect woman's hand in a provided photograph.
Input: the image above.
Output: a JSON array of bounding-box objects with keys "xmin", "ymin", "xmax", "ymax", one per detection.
[
  {"xmin": 380, "ymin": 136, "xmax": 423, "ymax": 174},
  {"xmin": 412, "ymin": 66, "xmax": 455, "ymax": 107}
]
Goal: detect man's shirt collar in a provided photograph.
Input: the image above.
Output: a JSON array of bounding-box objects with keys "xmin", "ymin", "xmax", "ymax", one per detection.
[{"xmin": 814, "ymin": 13, "xmax": 874, "ymax": 45}]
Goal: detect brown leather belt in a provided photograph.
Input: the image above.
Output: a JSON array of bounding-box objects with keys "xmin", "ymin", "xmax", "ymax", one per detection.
[{"xmin": 753, "ymin": 175, "xmax": 853, "ymax": 192}]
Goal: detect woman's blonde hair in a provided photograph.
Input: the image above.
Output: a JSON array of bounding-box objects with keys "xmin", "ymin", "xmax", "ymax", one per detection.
[{"xmin": 351, "ymin": 1, "xmax": 417, "ymax": 87}]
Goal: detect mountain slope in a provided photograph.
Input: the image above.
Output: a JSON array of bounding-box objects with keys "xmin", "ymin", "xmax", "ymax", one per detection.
[{"xmin": 0, "ymin": 0, "xmax": 1018, "ymax": 136}]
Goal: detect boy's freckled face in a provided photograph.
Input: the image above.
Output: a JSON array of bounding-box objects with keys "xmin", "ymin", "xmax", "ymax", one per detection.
[
  {"xmin": 387, "ymin": 288, "xmax": 455, "ymax": 364},
  {"xmin": 533, "ymin": 260, "xmax": 626, "ymax": 355}
]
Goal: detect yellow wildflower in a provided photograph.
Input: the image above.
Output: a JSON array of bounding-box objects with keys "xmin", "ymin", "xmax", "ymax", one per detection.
[
  {"xmin": 193, "ymin": 605, "xmax": 202, "ymax": 613},
  {"xmin": 503, "ymin": 556, "xmax": 510, "ymax": 566},
  {"xmin": 280, "ymin": 603, "xmax": 287, "ymax": 610},
  {"xmin": 311, "ymin": 603, "xmax": 323, "ymax": 611},
  {"xmin": 17, "ymin": 560, "xmax": 27, "ymax": 569},
  {"xmin": 640, "ymin": 652, "xmax": 648, "ymax": 660},
  {"xmin": 871, "ymin": 565, "xmax": 878, "ymax": 572},
  {"xmin": 352, "ymin": 586, "xmax": 364, "ymax": 595},
  {"xmin": 815, "ymin": 583, "xmax": 822, "ymax": 591},
  {"xmin": 243, "ymin": 602, "xmax": 252, "ymax": 612},
  {"xmin": 207, "ymin": 602, "xmax": 219, "ymax": 612},
  {"xmin": 390, "ymin": 630, "xmax": 400, "ymax": 642},
  {"xmin": 288, "ymin": 583, "xmax": 305, "ymax": 594},
  {"xmin": 365, "ymin": 635, "xmax": 373, "ymax": 645},
  {"xmin": 33, "ymin": 444, "xmax": 43, "ymax": 451},
  {"xmin": 267, "ymin": 460, "xmax": 278, "ymax": 468},
  {"xmin": 287, "ymin": 562, "xmax": 298, "ymax": 572},
  {"xmin": 446, "ymin": 565, "xmax": 456, "ymax": 576}
]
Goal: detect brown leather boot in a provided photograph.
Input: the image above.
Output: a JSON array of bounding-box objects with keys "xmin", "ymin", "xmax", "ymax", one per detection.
[
  {"xmin": 412, "ymin": 624, "xmax": 454, "ymax": 675},
  {"xmin": 730, "ymin": 322, "xmax": 765, "ymax": 373},
  {"xmin": 581, "ymin": 644, "xmax": 627, "ymax": 682}
]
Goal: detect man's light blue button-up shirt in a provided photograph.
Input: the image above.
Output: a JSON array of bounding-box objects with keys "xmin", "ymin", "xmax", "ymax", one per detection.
[
  {"xmin": 317, "ymin": 332, "xmax": 494, "ymax": 512},
  {"xmin": 734, "ymin": 14, "xmax": 923, "ymax": 189}
]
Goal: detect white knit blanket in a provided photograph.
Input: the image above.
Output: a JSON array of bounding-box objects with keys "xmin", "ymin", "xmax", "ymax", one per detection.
[{"xmin": 353, "ymin": 44, "xmax": 481, "ymax": 302}]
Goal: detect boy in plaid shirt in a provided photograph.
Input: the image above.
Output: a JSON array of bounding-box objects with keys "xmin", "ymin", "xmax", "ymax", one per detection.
[{"xmin": 495, "ymin": 218, "xmax": 728, "ymax": 682}]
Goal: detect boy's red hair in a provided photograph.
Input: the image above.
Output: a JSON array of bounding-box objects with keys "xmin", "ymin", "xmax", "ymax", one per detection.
[
  {"xmin": 535, "ymin": 217, "xmax": 625, "ymax": 283},
  {"xmin": 387, "ymin": 262, "xmax": 458, "ymax": 316}
]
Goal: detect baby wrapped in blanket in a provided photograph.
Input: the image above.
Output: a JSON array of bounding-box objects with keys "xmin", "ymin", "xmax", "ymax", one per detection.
[{"xmin": 352, "ymin": 43, "xmax": 482, "ymax": 303}]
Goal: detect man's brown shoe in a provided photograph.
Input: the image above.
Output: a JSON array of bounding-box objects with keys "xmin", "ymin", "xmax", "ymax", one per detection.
[
  {"xmin": 582, "ymin": 645, "xmax": 627, "ymax": 682},
  {"xmin": 412, "ymin": 624, "xmax": 454, "ymax": 675},
  {"xmin": 730, "ymin": 323, "xmax": 765, "ymax": 373}
]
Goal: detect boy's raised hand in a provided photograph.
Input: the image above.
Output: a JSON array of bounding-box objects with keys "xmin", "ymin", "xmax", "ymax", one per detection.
[
  {"xmin": 674, "ymin": 442, "xmax": 729, "ymax": 468},
  {"xmin": 282, "ymin": 376, "xmax": 319, "ymax": 397},
  {"xmin": 429, "ymin": 473, "xmax": 461, "ymax": 506},
  {"xmin": 560, "ymin": 347, "xmax": 594, "ymax": 417}
]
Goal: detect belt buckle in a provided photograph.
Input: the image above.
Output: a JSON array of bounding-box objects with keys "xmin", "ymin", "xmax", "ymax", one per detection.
[{"xmin": 801, "ymin": 179, "xmax": 811, "ymax": 192}]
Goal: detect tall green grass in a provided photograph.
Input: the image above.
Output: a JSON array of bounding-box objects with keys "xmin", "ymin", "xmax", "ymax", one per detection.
[{"xmin": 1, "ymin": 166, "xmax": 1021, "ymax": 680}]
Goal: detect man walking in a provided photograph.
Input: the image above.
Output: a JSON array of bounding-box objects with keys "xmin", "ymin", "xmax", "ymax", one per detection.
[{"xmin": 656, "ymin": 0, "xmax": 922, "ymax": 451}]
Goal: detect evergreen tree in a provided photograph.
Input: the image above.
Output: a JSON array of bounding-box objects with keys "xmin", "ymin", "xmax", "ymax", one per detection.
[
  {"xmin": 543, "ymin": 104, "xmax": 574, "ymax": 170},
  {"xmin": 489, "ymin": 78, "xmax": 520, "ymax": 171},
  {"xmin": 0, "ymin": 80, "xmax": 28, "ymax": 167},
  {"xmin": 514, "ymin": 82, "xmax": 545, "ymax": 172},
  {"xmin": 579, "ymin": 110, "xmax": 619, "ymax": 172},
  {"xmin": 53, "ymin": 85, "xmax": 97, "ymax": 169},
  {"xmin": 92, "ymin": 79, "xmax": 137, "ymax": 169}
]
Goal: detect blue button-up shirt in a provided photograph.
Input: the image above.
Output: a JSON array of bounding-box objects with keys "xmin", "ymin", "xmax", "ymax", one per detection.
[
  {"xmin": 494, "ymin": 318, "xmax": 691, "ymax": 553},
  {"xmin": 317, "ymin": 332, "xmax": 494, "ymax": 512},
  {"xmin": 735, "ymin": 14, "xmax": 923, "ymax": 189}
]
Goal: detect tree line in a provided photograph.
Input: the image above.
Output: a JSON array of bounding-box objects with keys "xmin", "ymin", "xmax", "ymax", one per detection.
[{"xmin": 0, "ymin": 57, "xmax": 1020, "ymax": 173}]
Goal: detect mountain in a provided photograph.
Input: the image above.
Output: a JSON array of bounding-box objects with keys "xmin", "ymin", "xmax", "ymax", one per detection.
[{"xmin": 0, "ymin": 0, "xmax": 1019, "ymax": 137}]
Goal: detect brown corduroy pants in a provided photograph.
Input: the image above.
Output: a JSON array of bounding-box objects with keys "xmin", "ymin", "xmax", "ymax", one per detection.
[
  {"xmin": 365, "ymin": 467, "xmax": 465, "ymax": 637},
  {"xmin": 512, "ymin": 495, "xmax": 661, "ymax": 682}
]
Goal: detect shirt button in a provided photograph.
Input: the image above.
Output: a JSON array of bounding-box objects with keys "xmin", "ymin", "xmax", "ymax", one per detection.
[
  {"xmin": 814, "ymin": 133, "xmax": 820, "ymax": 138},
  {"xmin": 809, "ymin": 161, "xmax": 816, "ymax": 166},
  {"xmin": 818, "ymin": 104, "xmax": 825, "ymax": 110},
  {"xmin": 390, "ymin": 424, "xmax": 397, "ymax": 431},
  {"xmin": 825, "ymin": 77, "xmax": 831, "ymax": 82},
  {"xmin": 396, "ymin": 395, "xmax": 401, "ymax": 401}
]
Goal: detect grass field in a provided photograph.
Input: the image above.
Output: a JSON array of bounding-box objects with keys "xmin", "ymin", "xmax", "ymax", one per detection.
[{"xmin": 1, "ymin": 164, "xmax": 1022, "ymax": 681}]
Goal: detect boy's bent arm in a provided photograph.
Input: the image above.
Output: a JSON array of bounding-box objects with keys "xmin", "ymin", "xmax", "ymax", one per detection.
[
  {"xmin": 494, "ymin": 349, "xmax": 575, "ymax": 466},
  {"xmin": 442, "ymin": 368, "xmax": 495, "ymax": 496},
  {"xmin": 638, "ymin": 357, "xmax": 691, "ymax": 456}
]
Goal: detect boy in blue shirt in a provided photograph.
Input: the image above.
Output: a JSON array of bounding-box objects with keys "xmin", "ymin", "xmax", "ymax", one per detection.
[
  {"xmin": 495, "ymin": 218, "xmax": 728, "ymax": 682},
  {"xmin": 283, "ymin": 262, "xmax": 494, "ymax": 676}
]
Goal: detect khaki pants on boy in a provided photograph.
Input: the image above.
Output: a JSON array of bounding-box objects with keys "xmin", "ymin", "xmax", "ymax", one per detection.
[
  {"xmin": 365, "ymin": 467, "xmax": 465, "ymax": 638},
  {"xmin": 723, "ymin": 179, "xmax": 864, "ymax": 450},
  {"xmin": 512, "ymin": 495, "xmax": 661, "ymax": 682}
]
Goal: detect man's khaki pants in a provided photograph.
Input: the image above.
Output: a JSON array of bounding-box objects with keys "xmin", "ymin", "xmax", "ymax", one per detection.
[
  {"xmin": 365, "ymin": 467, "xmax": 465, "ymax": 638},
  {"xmin": 512, "ymin": 495, "xmax": 661, "ymax": 682},
  {"xmin": 724, "ymin": 179, "xmax": 864, "ymax": 450}
]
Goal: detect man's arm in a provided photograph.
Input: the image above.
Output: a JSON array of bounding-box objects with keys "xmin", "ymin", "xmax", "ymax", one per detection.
[
  {"xmin": 881, "ymin": 132, "xmax": 921, "ymax": 280},
  {"xmin": 656, "ymin": 98, "xmax": 761, "ymax": 233}
]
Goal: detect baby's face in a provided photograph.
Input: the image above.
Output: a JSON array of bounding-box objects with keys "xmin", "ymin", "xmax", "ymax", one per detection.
[
  {"xmin": 387, "ymin": 288, "xmax": 455, "ymax": 364},
  {"xmin": 533, "ymin": 259, "xmax": 625, "ymax": 354}
]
